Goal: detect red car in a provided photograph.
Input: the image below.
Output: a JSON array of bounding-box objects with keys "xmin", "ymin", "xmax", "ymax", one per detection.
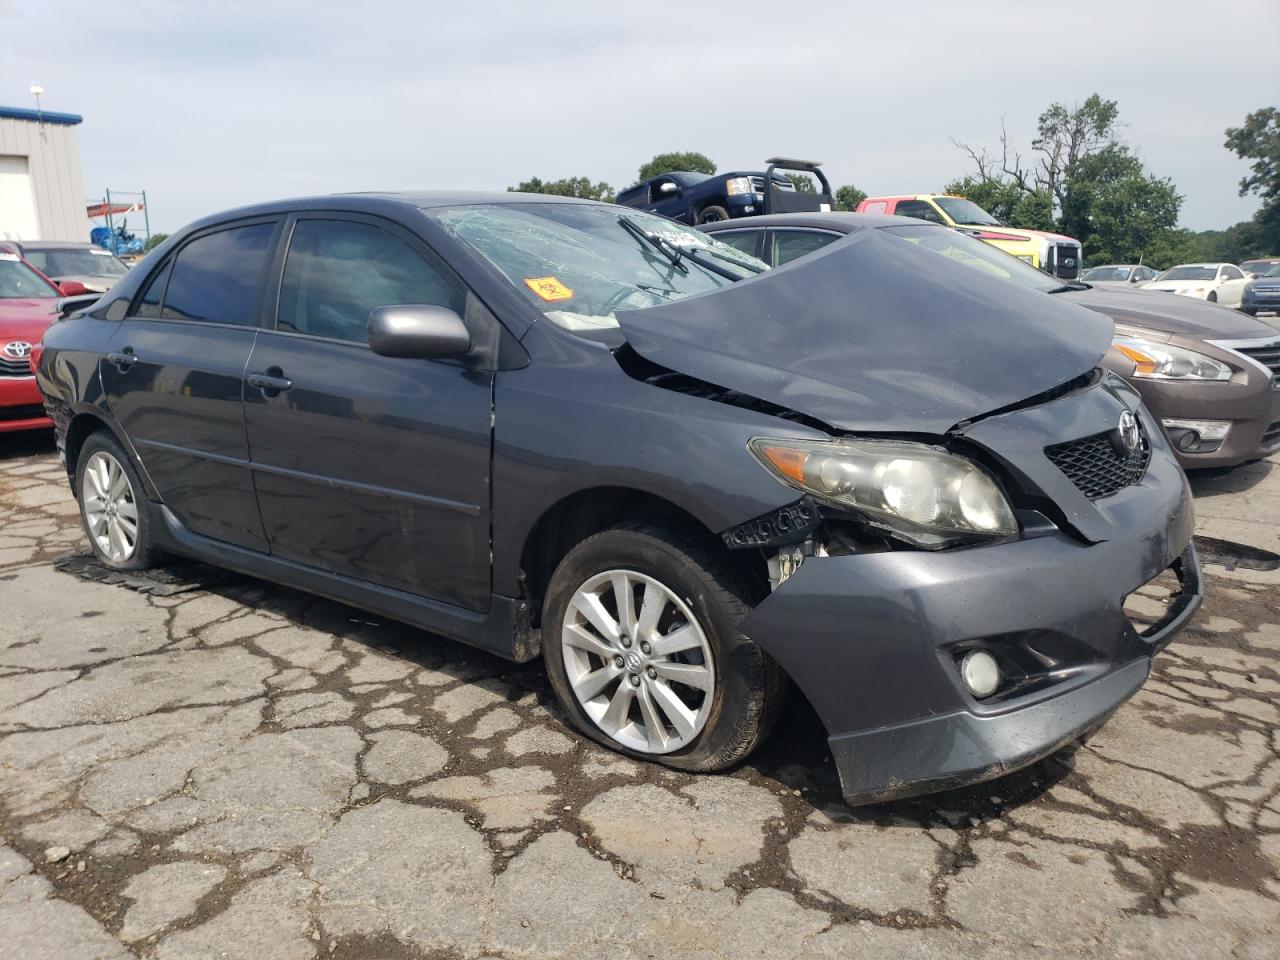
[{"xmin": 0, "ymin": 248, "xmax": 63, "ymax": 432}]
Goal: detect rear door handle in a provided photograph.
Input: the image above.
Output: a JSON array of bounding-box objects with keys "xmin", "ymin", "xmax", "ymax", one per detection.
[
  {"xmin": 247, "ymin": 370, "xmax": 293, "ymax": 396},
  {"xmin": 106, "ymin": 350, "xmax": 137, "ymax": 370}
]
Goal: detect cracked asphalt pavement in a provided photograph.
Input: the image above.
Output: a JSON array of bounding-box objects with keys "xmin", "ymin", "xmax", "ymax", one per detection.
[{"xmin": 2, "ymin": 432, "xmax": 1278, "ymax": 959}]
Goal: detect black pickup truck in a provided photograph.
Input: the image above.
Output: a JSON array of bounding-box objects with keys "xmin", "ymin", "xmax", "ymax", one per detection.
[{"xmin": 616, "ymin": 158, "xmax": 833, "ymax": 224}]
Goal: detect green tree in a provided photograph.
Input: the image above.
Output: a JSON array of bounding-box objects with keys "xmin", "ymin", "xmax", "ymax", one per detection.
[
  {"xmin": 941, "ymin": 176, "xmax": 1053, "ymax": 230},
  {"xmin": 951, "ymin": 95, "xmax": 1186, "ymax": 264},
  {"xmin": 834, "ymin": 185, "xmax": 867, "ymax": 212},
  {"xmin": 637, "ymin": 151, "xmax": 716, "ymax": 181},
  {"xmin": 788, "ymin": 173, "xmax": 817, "ymax": 193},
  {"xmin": 143, "ymin": 232, "xmax": 169, "ymax": 252},
  {"xmin": 508, "ymin": 176, "xmax": 615, "ymax": 202},
  {"xmin": 1224, "ymin": 107, "xmax": 1280, "ymax": 254}
]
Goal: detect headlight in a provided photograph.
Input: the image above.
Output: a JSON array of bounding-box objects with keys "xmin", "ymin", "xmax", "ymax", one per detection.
[
  {"xmin": 725, "ymin": 177, "xmax": 755, "ymax": 196},
  {"xmin": 748, "ymin": 437, "xmax": 1017, "ymax": 547},
  {"xmin": 1111, "ymin": 337, "xmax": 1230, "ymax": 381}
]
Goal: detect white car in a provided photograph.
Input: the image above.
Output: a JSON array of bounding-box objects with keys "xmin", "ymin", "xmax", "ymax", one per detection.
[
  {"xmin": 1145, "ymin": 262, "xmax": 1250, "ymax": 308},
  {"xmin": 1079, "ymin": 264, "xmax": 1160, "ymax": 287}
]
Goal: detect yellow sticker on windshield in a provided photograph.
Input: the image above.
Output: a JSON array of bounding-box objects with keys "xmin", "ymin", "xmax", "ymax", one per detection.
[{"xmin": 524, "ymin": 276, "xmax": 574, "ymax": 301}]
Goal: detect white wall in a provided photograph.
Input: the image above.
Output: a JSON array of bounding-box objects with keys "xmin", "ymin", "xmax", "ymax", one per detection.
[{"xmin": 0, "ymin": 116, "xmax": 87, "ymax": 242}]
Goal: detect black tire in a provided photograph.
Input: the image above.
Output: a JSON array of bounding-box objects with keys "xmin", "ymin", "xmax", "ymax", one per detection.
[
  {"xmin": 75, "ymin": 430, "xmax": 159, "ymax": 571},
  {"xmin": 1241, "ymin": 307, "xmax": 1257, "ymax": 316},
  {"xmin": 542, "ymin": 524, "xmax": 785, "ymax": 772},
  {"xmin": 1207, "ymin": 291, "xmax": 1218, "ymax": 303},
  {"xmin": 696, "ymin": 205, "xmax": 730, "ymax": 224}
]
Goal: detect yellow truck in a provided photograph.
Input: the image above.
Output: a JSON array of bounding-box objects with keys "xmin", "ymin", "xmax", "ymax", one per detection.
[{"xmin": 857, "ymin": 193, "xmax": 1083, "ymax": 279}]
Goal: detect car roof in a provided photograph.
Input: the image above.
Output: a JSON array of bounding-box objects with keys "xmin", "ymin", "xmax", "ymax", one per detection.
[
  {"xmin": 699, "ymin": 211, "xmax": 908, "ymax": 232},
  {"xmin": 1086, "ymin": 264, "xmax": 1142, "ymax": 269},
  {"xmin": 1163, "ymin": 262, "xmax": 1231, "ymax": 269}
]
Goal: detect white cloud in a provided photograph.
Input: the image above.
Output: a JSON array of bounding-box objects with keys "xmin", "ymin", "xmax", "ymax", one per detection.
[{"xmin": 3, "ymin": 0, "xmax": 1276, "ymax": 232}]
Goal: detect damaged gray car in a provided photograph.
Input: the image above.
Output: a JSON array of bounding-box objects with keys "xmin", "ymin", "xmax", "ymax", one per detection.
[{"xmin": 36, "ymin": 193, "xmax": 1202, "ymax": 804}]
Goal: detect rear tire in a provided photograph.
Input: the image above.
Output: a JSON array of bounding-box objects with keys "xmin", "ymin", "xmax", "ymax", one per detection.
[
  {"xmin": 542, "ymin": 525, "xmax": 784, "ymax": 772},
  {"xmin": 76, "ymin": 431, "xmax": 158, "ymax": 571},
  {"xmin": 1207, "ymin": 291, "xmax": 1218, "ymax": 303},
  {"xmin": 696, "ymin": 205, "xmax": 730, "ymax": 224}
]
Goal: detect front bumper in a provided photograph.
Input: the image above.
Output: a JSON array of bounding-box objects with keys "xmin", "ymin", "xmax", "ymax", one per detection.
[
  {"xmin": 0, "ymin": 375, "xmax": 52, "ymax": 433},
  {"xmin": 738, "ymin": 376, "xmax": 1200, "ymax": 805},
  {"xmin": 1128, "ymin": 377, "xmax": 1280, "ymax": 468}
]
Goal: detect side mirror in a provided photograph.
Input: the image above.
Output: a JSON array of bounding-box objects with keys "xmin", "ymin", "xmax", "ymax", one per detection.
[
  {"xmin": 1129, "ymin": 274, "xmax": 1140, "ymax": 282},
  {"xmin": 658, "ymin": 182, "xmax": 679, "ymax": 195},
  {"xmin": 59, "ymin": 279, "xmax": 89, "ymax": 296},
  {"xmin": 367, "ymin": 304, "xmax": 471, "ymax": 359}
]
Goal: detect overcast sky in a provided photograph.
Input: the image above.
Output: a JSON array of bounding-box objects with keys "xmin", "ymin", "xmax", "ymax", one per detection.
[{"xmin": 3, "ymin": 0, "xmax": 1277, "ymax": 235}]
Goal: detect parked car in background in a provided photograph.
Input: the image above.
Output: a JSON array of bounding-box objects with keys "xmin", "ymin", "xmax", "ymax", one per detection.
[
  {"xmin": 702, "ymin": 213, "xmax": 1280, "ymax": 468},
  {"xmin": 616, "ymin": 159, "xmax": 832, "ymax": 224},
  {"xmin": 1080, "ymin": 264, "xmax": 1160, "ymax": 287},
  {"xmin": 0, "ymin": 247, "xmax": 61, "ymax": 432},
  {"xmin": 1145, "ymin": 263, "xmax": 1250, "ymax": 307},
  {"xmin": 37, "ymin": 191, "xmax": 1201, "ymax": 806},
  {"xmin": 1241, "ymin": 257, "xmax": 1280, "ymax": 279},
  {"xmin": 1242, "ymin": 264, "xmax": 1280, "ymax": 316},
  {"xmin": 6, "ymin": 241, "xmax": 130, "ymax": 293},
  {"xmin": 855, "ymin": 193, "xmax": 1084, "ymax": 278}
]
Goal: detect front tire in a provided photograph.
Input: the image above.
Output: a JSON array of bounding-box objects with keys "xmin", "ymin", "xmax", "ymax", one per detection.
[
  {"xmin": 76, "ymin": 431, "xmax": 158, "ymax": 570},
  {"xmin": 696, "ymin": 205, "xmax": 730, "ymax": 224},
  {"xmin": 1207, "ymin": 291, "xmax": 1218, "ymax": 303},
  {"xmin": 542, "ymin": 525, "xmax": 783, "ymax": 772}
]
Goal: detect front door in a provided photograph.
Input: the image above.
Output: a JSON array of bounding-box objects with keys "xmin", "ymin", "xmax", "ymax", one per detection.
[
  {"xmin": 242, "ymin": 215, "xmax": 494, "ymax": 611},
  {"xmin": 100, "ymin": 219, "xmax": 279, "ymax": 551}
]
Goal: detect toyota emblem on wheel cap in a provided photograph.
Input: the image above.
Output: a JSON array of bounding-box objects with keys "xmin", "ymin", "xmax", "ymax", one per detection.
[
  {"xmin": 2, "ymin": 340, "xmax": 32, "ymax": 360},
  {"xmin": 1118, "ymin": 410, "xmax": 1140, "ymax": 452}
]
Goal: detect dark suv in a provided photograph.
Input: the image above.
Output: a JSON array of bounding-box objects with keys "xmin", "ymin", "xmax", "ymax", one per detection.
[{"xmin": 37, "ymin": 192, "xmax": 1201, "ymax": 805}]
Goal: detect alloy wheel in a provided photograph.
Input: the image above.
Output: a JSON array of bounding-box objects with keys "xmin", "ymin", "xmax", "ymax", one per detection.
[
  {"xmin": 81, "ymin": 450, "xmax": 139, "ymax": 563},
  {"xmin": 560, "ymin": 569, "xmax": 716, "ymax": 754}
]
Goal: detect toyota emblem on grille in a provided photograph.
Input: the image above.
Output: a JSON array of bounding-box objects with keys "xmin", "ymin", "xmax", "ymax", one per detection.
[
  {"xmin": 1118, "ymin": 410, "xmax": 1140, "ymax": 452},
  {"xmin": 1063, "ymin": 257, "xmax": 1076, "ymax": 268},
  {"xmin": 2, "ymin": 340, "xmax": 32, "ymax": 360}
]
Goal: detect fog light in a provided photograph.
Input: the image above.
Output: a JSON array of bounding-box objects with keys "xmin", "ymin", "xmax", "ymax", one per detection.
[
  {"xmin": 961, "ymin": 650, "xmax": 1001, "ymax": 699},
  {"xmin": 1162, "ymin": 418, "xmax": 1229, "ymax": 454}
]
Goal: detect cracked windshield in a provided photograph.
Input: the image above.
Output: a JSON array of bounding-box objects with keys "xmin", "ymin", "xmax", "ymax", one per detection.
[{"xmin": 430, "ymin": 203, "xmax": 767, "ymax": 330}]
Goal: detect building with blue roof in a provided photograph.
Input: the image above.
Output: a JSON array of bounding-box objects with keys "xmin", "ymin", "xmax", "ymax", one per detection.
[{"xmin": 0, "ymin": 104, "xmax": 88, "ymax": 243}]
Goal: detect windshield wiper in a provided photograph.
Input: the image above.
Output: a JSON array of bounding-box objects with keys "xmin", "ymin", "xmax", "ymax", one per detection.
[
  {"xmin": 698, "ymin": 246, "xmax": 765, "ymax": 275},
  {"xmin": 1046, "ymin": 281, "xmax": 1091, "ymax": 293},
  {"xmin": 618, "ymin": 216, "xmax": 687, "ymax": 274},
  {"xmin": 617, "ymin": 215, "xmax": 749, "ymax": 282}
]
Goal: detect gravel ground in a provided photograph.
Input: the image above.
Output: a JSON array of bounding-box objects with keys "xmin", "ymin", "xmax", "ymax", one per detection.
[{"xmin": 1, "ymin": 430, "xmax": 1278, "ymax": 959}]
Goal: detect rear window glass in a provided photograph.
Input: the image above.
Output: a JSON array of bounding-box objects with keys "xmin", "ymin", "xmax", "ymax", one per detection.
[{"xmin": 161, "ymin": 223, "xmax": 275, "ymax": 325}]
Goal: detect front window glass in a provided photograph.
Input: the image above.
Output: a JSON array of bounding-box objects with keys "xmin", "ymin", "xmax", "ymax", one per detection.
[
  {"xmin": 0, "ymin": 254, "xmax": 58, "ymax": 298},
  {"xmin": 1159, "ymin": 266, "xmax": 1217, "ymax": 281},
  {"xmin": 933, "ymin": 197, "xmax": 1002, "ymax": 226},
  {"xmin": 278, "ymin": 219, "xmax": 463, "ymax": 343},
  {"xmin": 1265, "ymin": 265, "xmax": 1280, "ymax": 277},
  {"xmin": 429, "ymin": 203, "xmax": 767, "ymax": 330},
  {"xmin": 881, "ymin": 223, "xmax": 1059, "ymax": 293},
  {"xmin": 161, "ymin": 223, "xmax": 275, "ymax": 325},
  {"xmin": 24, "ymin": 248, "xmax": 128, "ymax": 279},
  {"xmin": 1081, "ymin": 266, "xmax": 1132, "ymax": 282}
]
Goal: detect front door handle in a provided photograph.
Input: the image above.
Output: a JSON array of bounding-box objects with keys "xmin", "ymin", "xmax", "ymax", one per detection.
[
  {"xmin": 247, "ymin": 369, "xmax": 293, "ymax": 397},
  {"xmin": 106, "ymin": 349, "xmax": 138, "ymax": 371}
]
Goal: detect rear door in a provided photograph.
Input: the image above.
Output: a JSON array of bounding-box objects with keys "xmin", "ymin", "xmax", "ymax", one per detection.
[
  {"xmin": 100, "ymin": 219, "xmax": 279, "ymax": 550},
  {"xmin": 242, "ymin": 214, "xmax": 494, "ymax": 611}
]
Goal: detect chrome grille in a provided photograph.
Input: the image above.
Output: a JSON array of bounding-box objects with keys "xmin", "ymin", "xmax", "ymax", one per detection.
[
  {"xmin": 0, "ymin": 357, "xmax": 31, "ymax": 377},
  {"xmin": 1045, "ymin": 426, "xmax": 1150, "ymax": 500},
  {"xmin": 1234, "ymin": 341, "xmax": 1280, "ymax": 389}
]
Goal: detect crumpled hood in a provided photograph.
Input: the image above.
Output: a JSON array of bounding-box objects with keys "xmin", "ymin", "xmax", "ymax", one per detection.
[
  {"xmin": 1064, "ymin": 284, "xmax": 1272, "ymax": 339},
  {"xmin": 617, "ymin": 229, "xmax": 1113, "ymax": 434}
]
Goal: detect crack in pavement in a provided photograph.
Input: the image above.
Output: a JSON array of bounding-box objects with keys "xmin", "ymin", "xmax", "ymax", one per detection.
[{"xmin": 2, "ymin": 441, "xmax": 1280, "ymax": 959}]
